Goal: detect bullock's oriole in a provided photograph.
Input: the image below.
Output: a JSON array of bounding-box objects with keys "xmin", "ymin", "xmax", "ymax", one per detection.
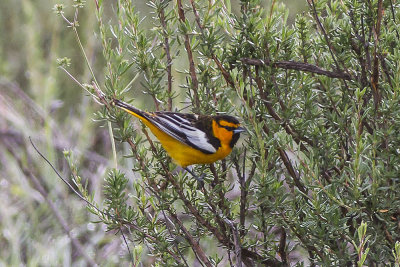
[{"xmin": 114, "ymin": 99, "xmax": 245, "ymax": 167}]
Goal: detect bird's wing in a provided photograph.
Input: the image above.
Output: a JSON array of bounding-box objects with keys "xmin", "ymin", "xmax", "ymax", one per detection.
[{"xmin": 147, "ymin": 112, "xmax": 217, "ymax": 154}]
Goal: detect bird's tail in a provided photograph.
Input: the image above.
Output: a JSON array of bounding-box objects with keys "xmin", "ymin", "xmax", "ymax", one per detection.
[{"xmin": 113, "ymin": 99, "xmax": 148, "ymax": 121}]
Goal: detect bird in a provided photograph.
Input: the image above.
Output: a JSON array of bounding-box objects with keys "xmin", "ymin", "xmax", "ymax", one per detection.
[{"xmin": 113, "ymin": 99, "xmax": 245, "ymax": 171}]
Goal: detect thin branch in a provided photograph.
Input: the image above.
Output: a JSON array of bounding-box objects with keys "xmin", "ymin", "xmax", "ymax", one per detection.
[
  {"xmin": 190, "ymin": 0, "xmax": 235, "ymax": 88},
  {"xmin": 148, "ymin": 189, "xmax": 189, "ymax": 267},
  {"xmin": 30, "ymin": 137, "xmax": 92, "ymax": 205},
  {"xmin": 67, "ymin": 9, "xmax": 101, "ymax": 90},
  {"xmin": 260, "ymin": 122, "xmax": 308, "ymax": 196},
  {"xmin": 253, "ymin": 66, "xmax": 314, "ymax": 153},
  {"xmin": 223, "ymin": 219, "xmax": 242, "ymax": 267},
  {"xmin": 176, "ymin": 0, "xmax": 200, "ymax": 110},
  {"xmin": 158, "ymin": 0, "xmax": 173, "ymax": 111},
  {"xmin": 281, "ymin": 212, "xmax": 325, "ymax": 261},
  {"xmin": 228, "ymin": 249, "xmax": 234, "ymax": 267},
  {"xmin": 190, "ymin": 0, "xmax": 204, "ymax": 31},
  {"xmin": 239, "ymin": 152, "xmax": 247, "ymax": 238},
  {"xmin": 3, "ymin": 138, "xmax": 98, "ymax": 267},
  {"xmin": 209, "ymin": 163, "xmax": 229, "ymax": 215},
  {"xmin": 108, "ymin": 121, "xmax": 118, "ymax": 169},
  {"xmin": 245, "ymin": 161, "xmax": 257, "ymax": 191},
  {"xmin": 233, "ymin": 150, "xmax": 251, "ymax": 238},
  {"xmin": 348, "ymin": 10, "xmax": 369, "ymax": 89},
  {"xmin": 308, "ymin": 0, "xmax": 351, "ymax": 95},
  {"xmin": 28, "ymin": 137, "xmax": 181, "ymax": 262},
  {"xmin": 168, "ymin": 211, "xmax": 213, "ymax": 267},
  {"xmin": 278, "ymin": 227, "xmax": 288, "ymax": 265},
  {"xmin": 241, "ymin": 58, "xmax": 352, "ymax": 80},
  {"xmin": 200, "ymin": 185, "xmax": 229, "ymax": 239},
  {"xmin": 278, "ymin": 147, "xmax": 307, "ymax": 195},
  {"xmin": 307, "ymin": 0, "xmax": 343, "ymax": 73},
  {"xmin": 389, "ymin": 0, "xmax": 400, "ymax": 40},
  {"xmin": 371, "ymin": 0, "xmax": 383, "ymax": 109},
  {"xmin": 378, "ymin": 53, "xmax": 393, "ymax": 90},
  {"xmin": 120, "ymin": 230, "xmax": 134, "ymax": 264},
  {"xmin": 59, "ymin": 66, "xmax": 102, "ymax": 105}
]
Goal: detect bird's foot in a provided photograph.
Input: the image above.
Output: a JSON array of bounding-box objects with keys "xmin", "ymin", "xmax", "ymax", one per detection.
[{"xmin": 184, "ymin": 167, "xmax": 205, "ymax": 189}]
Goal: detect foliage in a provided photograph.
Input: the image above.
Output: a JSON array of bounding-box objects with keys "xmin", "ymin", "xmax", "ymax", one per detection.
[{"xmin": 65, "ymin": 0, "xmax": 399, "ymax": 265}]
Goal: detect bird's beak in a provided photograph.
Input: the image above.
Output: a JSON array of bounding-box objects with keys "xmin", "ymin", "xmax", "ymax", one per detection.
[{"xmin": 233, "ymin": 127, "xmax": 246, "ymax": 134}]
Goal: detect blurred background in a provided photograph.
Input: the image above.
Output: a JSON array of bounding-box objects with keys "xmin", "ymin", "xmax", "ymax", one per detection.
[{"xmin": 0, "ymin": 0, "xmax": 306, "ymax": 265}]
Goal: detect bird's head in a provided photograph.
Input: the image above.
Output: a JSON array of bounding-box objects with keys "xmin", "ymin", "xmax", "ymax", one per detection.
[{"xmin": 212, "ymin": 115, "xmax": 246, "ymax": 148}]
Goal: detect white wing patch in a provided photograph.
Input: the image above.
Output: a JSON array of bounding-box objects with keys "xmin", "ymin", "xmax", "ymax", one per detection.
[
  {"xmin": 180, "ymin": 126, "xmax": 217, "ymax": 153},
  {"xmin": 148, "ymin": 113, "xmax": 217, "ymax": 154}
]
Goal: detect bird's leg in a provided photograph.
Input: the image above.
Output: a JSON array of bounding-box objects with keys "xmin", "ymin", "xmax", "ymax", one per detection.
[{"xmin": 184, "ymin": 167, "xmax": 205, "ymax": 188}]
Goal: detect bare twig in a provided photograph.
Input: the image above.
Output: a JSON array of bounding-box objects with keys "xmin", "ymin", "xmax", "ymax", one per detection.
[
  {"xmin": 260, "ymin": 123, "xmax": 308, "ymax": 197},
  {"xmin": 200, "ymin": 185, "xmax": 229, "ymax": 238},
  {"xmin": 28, "ymin": 138, "xmax": 136, "ymax": 262},
  {"xmin": 190, "ymin": 0, "xmax": 204, "ymax": 31},
  {"xmin": 239, "ymin": 153, "xmax": 247, "ymax": 238},
  {"xmin": 63, "ymin": 8, "xmax": 101, "ymax": 91}
]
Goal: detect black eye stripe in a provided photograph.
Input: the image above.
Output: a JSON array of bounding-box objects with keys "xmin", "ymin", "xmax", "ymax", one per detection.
[{"xmin": 221, "ymin": 125, "xmax": 235, "ymax": 131}]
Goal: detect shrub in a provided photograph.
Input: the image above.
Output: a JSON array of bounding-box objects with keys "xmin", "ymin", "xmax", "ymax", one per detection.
[{"xmin": 61, "ymin": 0, "xmax": 400, "ymax": 265}]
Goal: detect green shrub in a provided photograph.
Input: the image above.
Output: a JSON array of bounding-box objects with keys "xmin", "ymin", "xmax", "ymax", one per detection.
[{"xmin": 62, "ymin": 0, "xmax": 400, "ymax": 265}]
